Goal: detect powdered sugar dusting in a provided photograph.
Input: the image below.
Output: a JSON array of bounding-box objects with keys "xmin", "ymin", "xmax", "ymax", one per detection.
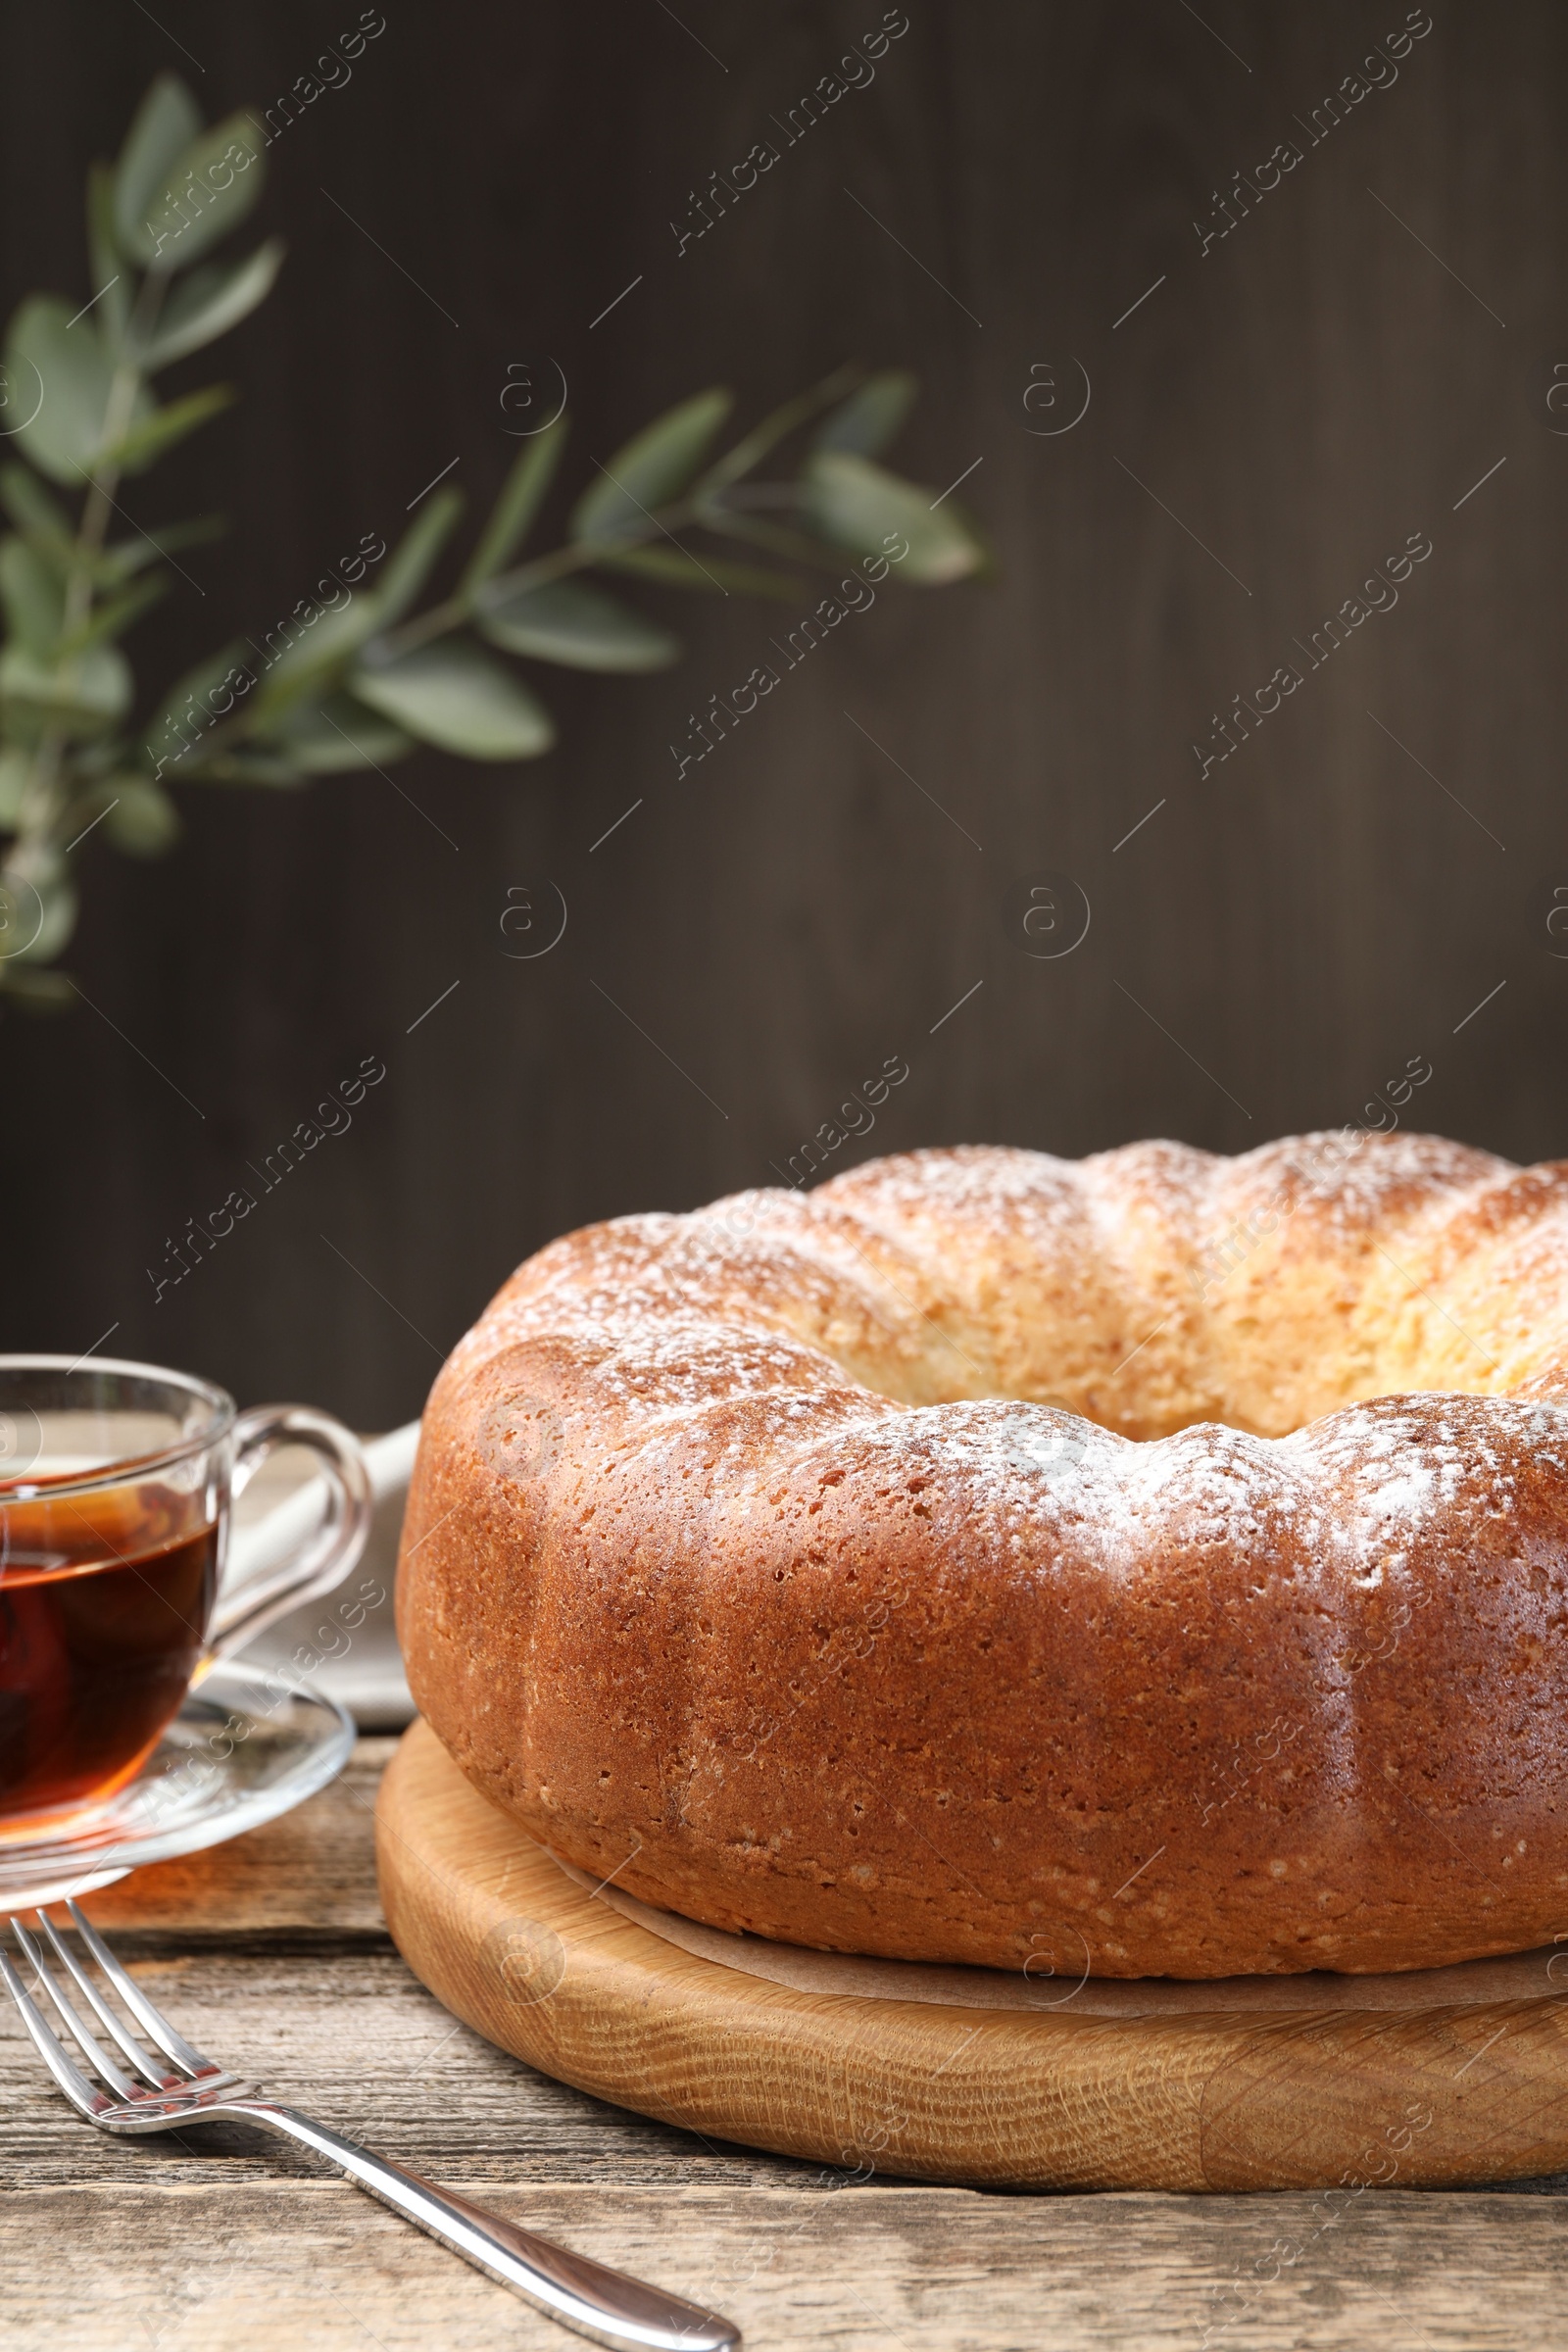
[{"xmin": 452, "ymin": 1134, "xmax": 1568, "ymax": 1590}]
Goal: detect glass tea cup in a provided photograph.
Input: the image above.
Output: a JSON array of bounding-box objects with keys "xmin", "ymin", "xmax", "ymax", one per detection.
[{"xmin": 0, "ymin": 1354, "xmax": 371, "ymax": 1834}]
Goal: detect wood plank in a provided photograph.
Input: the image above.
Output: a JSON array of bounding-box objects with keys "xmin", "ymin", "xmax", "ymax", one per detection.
[
  {"xmin": 377, "ymin": 1718, "xmax": 1568, "ymax": 2194},
  {"xmin": 78, "ymin": 1738, "xmax": 396, "ymax": 1943},
  {"xmin": 0, "ymin": 1945, "xmax": 781, "ymax": 2188},
  {"xmin": 8, "ymin": 2180, "xmax": 1568, "ymax": 2351},
  {"xmin": 2, "ymin": 1740, "xmax": 771, "ymax": 2188}
]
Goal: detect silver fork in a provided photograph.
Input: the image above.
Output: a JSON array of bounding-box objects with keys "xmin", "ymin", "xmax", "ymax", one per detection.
[{"xmin": 2, "ymin": 1901, "xmax": 740, "ymax": 2352}]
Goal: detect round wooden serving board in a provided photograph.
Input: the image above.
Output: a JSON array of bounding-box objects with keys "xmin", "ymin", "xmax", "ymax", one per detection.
[{"xmin": 376, "ymin": 1720, "xmax": 1568, "ymax": 2191}]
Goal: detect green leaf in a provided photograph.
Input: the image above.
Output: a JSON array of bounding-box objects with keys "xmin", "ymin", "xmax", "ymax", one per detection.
[
  {"xmin": 105, "ymin": 776, "xmax": 181, "ymax": 855},
  {"xmin": 112, "ymin": 74, "xmax": 202, "ymax": 255},
  {"xmin": 0, "ymin": 745, "xmax": 27, "ymax": 825},
  {"xmin": 98, "ymin": 512, "xmax": 226, "ymax": 582},
  {"xmin": 140, "ymin": 239, "xmax": 284, "ymax": 371},
  {"xmin": 30, "ymin": 878, "xmax": 78, "ymax": 960},
  {"xmin": 108, "ymin": 382, "xmax": 235, "ymax": 473},
  {"xmin": 696, "ymin": 366, "xmax": 860, "ymax": 497},
  {"xmin": 460, "ymin": 419, "xmax": 566, "ymax": 594},
  {"xmin": 374, "ymin": 489, "xmax": 465, "ymax": 629},
  {"xmin": 0, "ymin": 465, "xmax": 74, "ymax": 564},
  {"xmin": 58, "ymin": 571, "xmax": 168, "ymax": 657},
  {"xmin": 248, "ymin": 597, "xmax": 385, "ymax": 723},
  {"xmin": 0, "ymin": 857, "xmax": 78, "ymax": 963},
  {"xmin": 810, "ymin": 370, "xmax": 917, "ymax": 458},
  {"xmin": 597, "ymin": 542, "xmax": 807, "ymax": 600},
  {"xmin": 569, "ymin": 389, "xmax": 732, "ymax": 545},
  {"xmin": 349, "ymin": 638, "xmax": 555, "ymax": 760},
  {"xmin": 0, "ymin": 538, "xmax": 65, "ymax": 655},
  {"xmin": 258, "ymin": 692, "xmax": 414, "ymax": 774},
  {"xmin": 476, "ymin": 577, "xmax": 678, "ymax": 672},
  {"xmin": 71, "ymin": 735, "xmax": 122, "ymax": 779},
  {"xmin": 86, "ymin": 164, "xmax": 132, "ymax": 349},
  {"xmin": 4, "ymin": 860, "xmax": 77, "ymax": 959},
  {"xmin": 2, "ymin": 295, "xmax": 150, "ymax": 485},
  {"xmin": 0, "ymin": 641, "xmax": 132, "ymax": 733},
  {"xmin": 132, "ymin": 113, "xmax": 267, "ymax": 272},
  {"xmin": 66, "ymin": 774, "xmax": 181, "ymax": 858},
  {"xmin": 143, "ymin": 639, "xmax": 249, "ymax": 775},
  {"xmin": 799, "ymin": 452, "xmax": 986, "ymax": 584},
  {"xmin": 0, "ymin": 700, "xmax": 42, "ymax": 752}
]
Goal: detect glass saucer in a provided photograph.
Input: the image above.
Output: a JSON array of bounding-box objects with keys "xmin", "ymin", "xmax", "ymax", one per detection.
[{"xmin": 0, "ymin": 1660, "xmax": 355, "ymax": 1908}]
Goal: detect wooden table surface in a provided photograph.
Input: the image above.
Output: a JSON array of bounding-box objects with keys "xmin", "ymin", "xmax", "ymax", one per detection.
[{"xmin": 8, "ymin": 1740, "xmax": 1568, "ymax": 2352}]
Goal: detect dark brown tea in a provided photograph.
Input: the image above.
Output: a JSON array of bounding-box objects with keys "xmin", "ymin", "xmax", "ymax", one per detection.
[{"xmin": 0, "ymin": 1491, "xmax": 218, "ymax": 1824}]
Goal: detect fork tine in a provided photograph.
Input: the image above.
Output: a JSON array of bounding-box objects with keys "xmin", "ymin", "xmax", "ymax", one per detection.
[
  {"xmin": 64, "ymin": 1898, "xmax": 209, "ymax": 2076},
  {"xmin": 8, "ymin": 1919, "xmax": 142, "ymax": 2102},
  {"xmin": 0, "ymin": 1947, "xmax": 105, "ymax": 2120},
  {"xmin": 35, "ymin": 1911, "xmax": 177, "ymax": 2090}
]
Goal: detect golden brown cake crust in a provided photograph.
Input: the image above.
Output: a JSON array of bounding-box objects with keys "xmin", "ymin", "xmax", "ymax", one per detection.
[{"xmin": 397, "ymin": 1133, "xmax": 1568, "ymax": 1978}]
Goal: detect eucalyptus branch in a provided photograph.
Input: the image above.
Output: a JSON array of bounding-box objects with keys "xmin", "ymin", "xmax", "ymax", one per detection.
[
  {"xmin": 378, "ymin": 484, "xmax": 787, "ymax": 662},
  {"xmin": 169, "ymin": 490, "xmax": 747, "ymax": 773},
  {"xmin": 382, "ymin": 534, "xmax": 614, "ymax": 662},
  {"xmin": 69, "ymin": 268, "xmax": 167, "ymax": 599},
  {"xmin": 0, "ymin": 74, "xmax": 985, "ymax": 1006},
  {"xmin": 17, "ymin": 272, "xmax": 171, "ymax": 856}
]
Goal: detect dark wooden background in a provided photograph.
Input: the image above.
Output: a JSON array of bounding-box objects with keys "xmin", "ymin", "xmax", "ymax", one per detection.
[{"xmin": 1, "ymin": 1, "xmax": 1562, "ymax": 1429}]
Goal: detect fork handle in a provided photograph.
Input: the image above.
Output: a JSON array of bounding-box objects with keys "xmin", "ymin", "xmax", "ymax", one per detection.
[{"xmin": 216, "ymin": 2099, "xmax": 740, "ymax": 2351}]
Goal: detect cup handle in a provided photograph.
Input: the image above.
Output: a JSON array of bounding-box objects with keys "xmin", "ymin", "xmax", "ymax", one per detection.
[{"xmin": 209, "ymin": 1404, "xmax": 374, "ymax": 1661}]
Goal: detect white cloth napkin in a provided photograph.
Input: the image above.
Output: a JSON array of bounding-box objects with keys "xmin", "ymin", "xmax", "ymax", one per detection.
[{"xmin": 230, "ymin": 1422, "xmax": 420, "ymax": 1727}]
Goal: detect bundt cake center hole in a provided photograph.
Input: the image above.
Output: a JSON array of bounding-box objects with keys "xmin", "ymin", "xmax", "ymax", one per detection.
[{"xmin": 840, "ymin": 1356, "xmax": 1506, "ymax": 1446}]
